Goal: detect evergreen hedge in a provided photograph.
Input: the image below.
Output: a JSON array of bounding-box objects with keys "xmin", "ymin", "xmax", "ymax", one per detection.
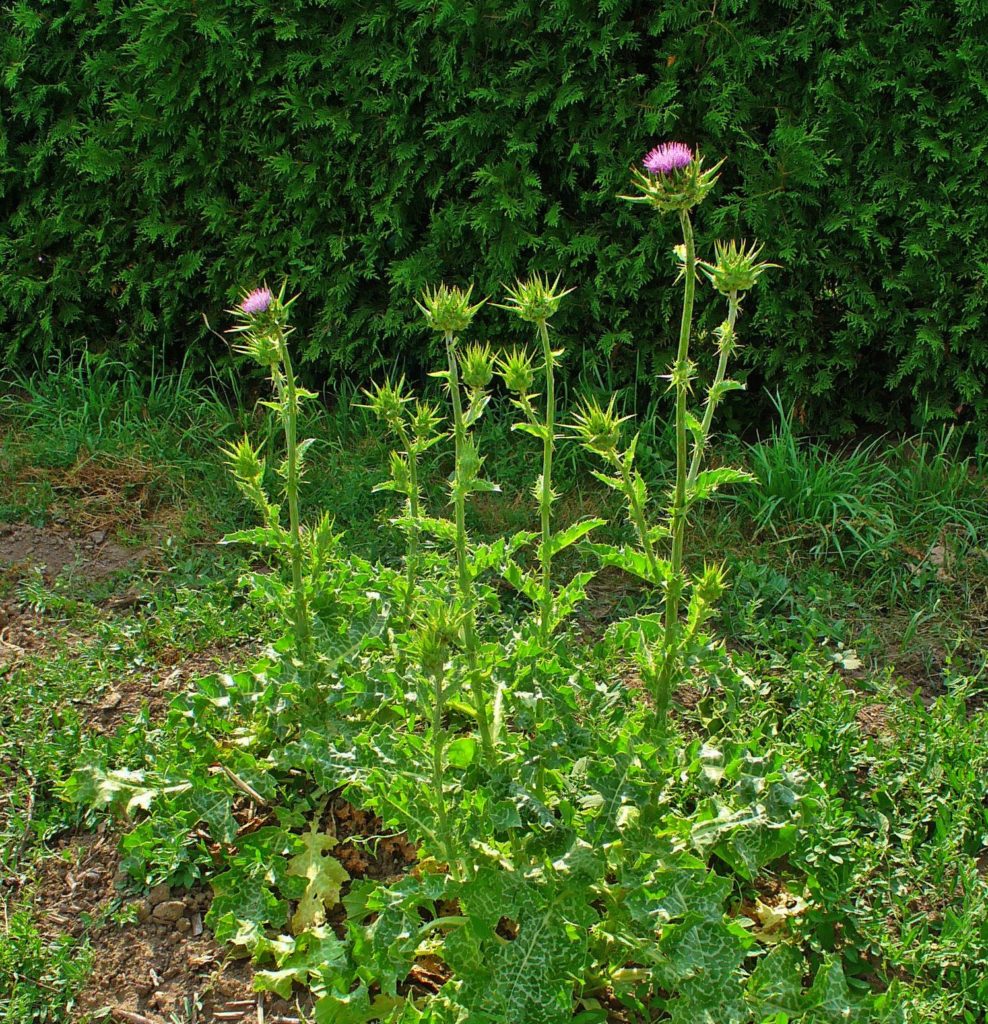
[{"xmin": 3, "ymin": 1, "xmax": 987, "ymax": 427}]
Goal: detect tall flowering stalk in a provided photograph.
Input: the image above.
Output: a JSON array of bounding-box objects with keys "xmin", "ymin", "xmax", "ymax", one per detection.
[
  {"xmin": 226, "ymin": 285, "xmax": 316, "ymax": 660},
  {"xmin": 417, "ymin": 284, "xmax": 495, "ymax": 763},
  {"xmin": 362, "ymin": 378, "xmax": 442, "ymax": 616},
  {"xmin": 569, "ymin": 145, "xmax": 776, "ymax": 736},
  {"xmin": 498, "ymin": 274, "xmax": 574, "ymax": 644},
  {"xmin": 415, "ymin": 602, "xmax": 464, "ymax": 881}
]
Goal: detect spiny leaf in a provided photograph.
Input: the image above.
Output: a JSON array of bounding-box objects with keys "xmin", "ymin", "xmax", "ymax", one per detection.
[{"xmin": 287, "ymin": 820, "xmax": 350, "ymax": 933}]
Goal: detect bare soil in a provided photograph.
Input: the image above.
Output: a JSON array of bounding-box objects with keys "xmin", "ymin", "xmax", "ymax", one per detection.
[
  {"xmin": 0, "ymin": 522, "xmax": 149, "ymax": 582},
  {"xmin": 32, "ymin": 830, "xmax": 305, "ymax": 1023}
]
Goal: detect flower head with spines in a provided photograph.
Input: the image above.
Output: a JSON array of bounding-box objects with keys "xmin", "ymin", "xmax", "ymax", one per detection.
[
  {"xmin": 700, "ymin": 240, "xmax": 777, "ymax": 294},
  {"xmin": 228, "ymin": 282, "xmax": 293, "ymax": 367},
  {"xmin": 497, "ymin": 273, "xmax": 574, "ymax": 325},
  {"xmin": 416, "ymin": 283, "xmax": 484, "ymax": 335},
  {"xmin": 622, "ymin": 142, "xmax": 723, "ymax": 213}
]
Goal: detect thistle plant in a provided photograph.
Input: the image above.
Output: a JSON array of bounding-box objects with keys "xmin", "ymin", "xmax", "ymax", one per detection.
[
  {"xmin": 413, "ymin": 600, "xmax": 465, "ymax": 881},
  {"xmin": 498, "ymin": 276, "xmax": 604, "ymax": 643},
  {"xmin": 225, "ymin": 284, "xmax": 318, "ymax": 660},
  {"xmin": 416, "ymin": 284, "xmax": 496, "ymax": 763},
  {"xmin": 570, "ymin": 144, "xmax": 777, "ymax": 734},
  {"xmin": 362, "ymin": 377, "xmax": 442, "ymax": 616}
]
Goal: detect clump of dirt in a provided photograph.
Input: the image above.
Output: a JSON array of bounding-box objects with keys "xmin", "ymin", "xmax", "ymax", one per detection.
[
  {"xmin": 856, "ymin": 702, "xmax": 893, "ymax": 738},
  {"xmin": 0, "ymin": 523, "xmax": 148, "ymax": 582},
  {"xmin": 31, "ymin": 831, "xmax": 310, "ymax": 1023},
  {"xmin": 326, "ymin": 799, "xmax": 418, "ymax": 881}
]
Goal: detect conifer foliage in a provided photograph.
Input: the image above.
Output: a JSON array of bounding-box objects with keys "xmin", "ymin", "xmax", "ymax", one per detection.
[{"xmin": 3, "ymin": 1, "xmax": 986, "ymax": 424}]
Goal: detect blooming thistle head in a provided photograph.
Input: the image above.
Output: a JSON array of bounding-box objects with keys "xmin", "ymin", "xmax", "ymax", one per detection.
[
  {"xmin": 241, "ymin": 287, "xmax": 273, "ymax": 315},
  {"xmin": 228, "ymin": 282, "xmax": 292, "ymax": 367},
  {"xmin": 416, "ymin": 283, "xmax": 484, "ymax": 335},
  {"xmin": 621, "ymin": 142, "xmax": 723, "ymax": 213},
  {"xmin": 643, "ymin": 142, "xmax": 694, "ymax": 176},
  {"xmin": 497, "ymin": 273, "xmax": 574, "ymax": 325},
  {"xmin": 700, "ymin": 239, "xmax": 778, "ymax": 295}
]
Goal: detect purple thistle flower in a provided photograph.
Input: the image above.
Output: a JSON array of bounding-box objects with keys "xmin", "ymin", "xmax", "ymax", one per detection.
[
  {"xmin": 241, "ymin": 287, "xmax": 273, "ymax": 315},
  {"xmin": 642, "ymin": 142, "xmax": 693, "ymax": 176}
]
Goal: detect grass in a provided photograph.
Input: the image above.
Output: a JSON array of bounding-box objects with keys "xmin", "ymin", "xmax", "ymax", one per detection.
[{"xmin": 0, "ymin": 359, "xmax": 986, "ymax": 1021}]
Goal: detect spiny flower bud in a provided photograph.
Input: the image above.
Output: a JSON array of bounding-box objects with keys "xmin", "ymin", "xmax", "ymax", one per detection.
[
  {"xmin": 410, "ymin": 400, "xmax": 442, "ymax": 443},
  {"xmin": 695, "ymin": 562, "xmax": 728, "ymax": 605},
  {"xmin": 498, "ymin": 347, "xmax": 536, "ymax": 395},
  {"xmin": 700, "ymin": 239, "xmax": 777, "ymax": 294},
  {"xmin": 570, "ymin": 396, "xmax": 630, "ymax": 457},
  {"xmin": 415, "ymin": 603, "xmax": 461, "ymax": 676},
  {"xmin": 223, "ymin": 435, "xmax": 265, "ymax": 485},
  {"xmin": 361, "ymin": 376, "xmax": 413, "ymax": 432},
  {"xmin": 498, "ymin": 273, "xmax": 574, "ymax": 325},
  {"xmin": 228, "ymin": 283, "xmax": 292, "ymax": 367},
  {"xmin": 459, "ymin": 342, "xmax": 495, "ymax": 390},
  {"xmin": 622, "ymin": 144, "xmax": 723, "ymax": 214},
  {"xmin": 416, "ymin": 283, "xmax": 484, "ymax": 334},
  {"xmin": 388, "ymin": 450, "xmax": 412, "ymax": 493}
]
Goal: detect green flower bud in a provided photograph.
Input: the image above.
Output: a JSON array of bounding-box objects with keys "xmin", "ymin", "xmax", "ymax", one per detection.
[
  {"xmin": 388, "ymin": 450, "xmax": 412, "ymax": 492},
  {"xmin": 416, "ymin": 283, "xmax": 484, "ymax": 334},
  {"xmin": 361, "ymin": 376, "xmax": 413, "ymax": 432},
  {"xmin": 410, "ymin": 400, "xmax": 442, "ymax": 443},
  {"xmin": 459, "ymin": 342, "xmax": 495, "ymax": 390},
  {"xmin": 415, "ymin": 604, "xmax": 461, "ymax": 676},
  {"xmin": 498, "ymin": 273, "xmax": 574, "ymax": 325},
  {"xmin": 498, "ymin": 346, "xmax": 536, "ymax": 395},
  {"xmin": 570, "ymin": 396, "xmax": 629, "ymax": 457},
  {"xmin": 700, "ymin": 240, "xmax": 777, "ymax": 294},
  {"xmin": 695, "ymin": 562, "xmax": 728, "ymax": 605}
]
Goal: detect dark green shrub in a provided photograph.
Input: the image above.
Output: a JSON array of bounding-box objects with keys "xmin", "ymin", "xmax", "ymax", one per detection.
[{"xmin": 3, "ymin": 1, "xmax": 987, "ymax": 428}]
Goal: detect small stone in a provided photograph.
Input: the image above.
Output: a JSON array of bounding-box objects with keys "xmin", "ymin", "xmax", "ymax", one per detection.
[
  {"xmin": 151, "ymin": 900, "xmax": 186, "ymax": 923},
  {"xmin": 147, "ymin": 883, "xmax": 171, "ymax": 906},
  {"xmin": 135, "ymin": 902, "xmax": 151, "ymax": 923},
  {"xmin": 174, "ymin": 917, "xmax": 191, "ymax": 934},
  {"xmin": 89, "ymin": 530, "xmax": 106, "ymax": 544}
]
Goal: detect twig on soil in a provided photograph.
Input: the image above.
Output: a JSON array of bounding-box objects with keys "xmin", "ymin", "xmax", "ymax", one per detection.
[
  {"xmin": 110, "ymin": 1009, "xmax": 162, "ymax": 1024},
  {"xmin": 213, "ymin": 764, "xmax": 269, "ymax": 807}
]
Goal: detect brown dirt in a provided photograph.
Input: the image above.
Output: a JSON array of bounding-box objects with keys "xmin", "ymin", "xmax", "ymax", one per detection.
[
  {"xmin": 20, "ymin": 451, "xmax": 165, "ymax": 535},
  {"xmin": 31, "ymin": 830, "xmax": 310, "ymax": 1023},
  {"xmin": 0, "ymin": 522, "xmax": 149, "ymax": 583},
  {"xmin": 24, "ymin": 799, "xmax": 420, "ymax": 1023},
  {"xmin": 856, "ymin": 703, "xmax": 893, "ymax": 739}
]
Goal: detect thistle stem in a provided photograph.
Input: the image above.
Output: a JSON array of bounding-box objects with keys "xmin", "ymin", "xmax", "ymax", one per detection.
[
  {"xmin": 687, "ymin": 290, "xmax": 739, "ymax": 487},
  {"xmin": 444, "ymin": 331, "xmax": 495, "ymax": 764},
  {"xmin": 277, "ymin": 335, "xmax": 311, "ymax": 658},
  {"xmin": 613, "ymin": 452, "xmax": 661, "ymax": 583},
  {"xmin": 655, "ymin": 208, "xmax": 696, "ymax": 735},
  {"xmin": 537, "ymin": 319, "xmax": 555, "ymax": 643},
  {"xmin": 430, "ymin": 663, "xmax": 461, "ymax": 880},
  {"xmin": 396, "ymin": 422, "xmax": 421, "ymax": 617}
]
